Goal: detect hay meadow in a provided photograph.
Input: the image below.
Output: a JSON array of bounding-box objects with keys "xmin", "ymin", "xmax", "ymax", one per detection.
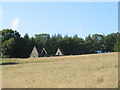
[{"xmin": 1, "ymin": 52, "xmax": 118, "ymax": 88}]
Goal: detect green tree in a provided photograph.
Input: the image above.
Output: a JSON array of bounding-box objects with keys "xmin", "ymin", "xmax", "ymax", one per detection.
[
  {"xmin": 102, "ymin": 33, "xmax": 117, "ymax": 52},
  {"xmin": 49, "ymin": 34, "xmax": 63, "ymax": 55},
  {"xmin": 1, "ymin": 29, "xmax": 21, "ymax": 58},
  {"xmin": 114, "ymin": 32, "xmax": 120, "ymax": 52},
  {"xmin": 34, "ymin": 33, "xmax": 50, "ymax": 55},
  {"xmin": 85, "ymin": 34, "xmax": 94, "ymax": 53},
  {"xmin": 19, "ymin": 33, "xmax": 33, "ymax": 58},
  {"xmin": 91, "ymin": 34, "xmax": 104, "ymax": 52},
  {"xmin": 2, "ymin": 38, "xmax": 15, "ymax": 57},
  {"xmin": 0, "ymin": 29, "xmax": 20, "ymax": 42},
  {"xmin": 1, "ymin": 28, "xmax": 118, "ymax": 58}
]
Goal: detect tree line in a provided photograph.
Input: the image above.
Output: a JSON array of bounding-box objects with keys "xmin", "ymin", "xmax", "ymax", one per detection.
[{"xmin": 0, "ymin": 29, "xmax": 119, "ymax": 58}]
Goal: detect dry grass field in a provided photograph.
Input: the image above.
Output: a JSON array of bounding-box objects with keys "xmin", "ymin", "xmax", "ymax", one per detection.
[{"xmin": 1, "ymin": 52, "xmax": 118, "ymax": 88}]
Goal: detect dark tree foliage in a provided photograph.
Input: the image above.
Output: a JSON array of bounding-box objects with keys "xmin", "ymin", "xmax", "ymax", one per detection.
[
  {"xmin": 0, "ymin": 29, "xmax": 119, "ymax": 58},
  {"xmin": 101, "ymin": 33, "xmax": 117, "ymax": 52},
  {"xmin": 0, "ymin": 29, "xmax": 21, "ymax": 58},
  {"xmin": 114, "ymin": 32, "xmax": 120, "ymax": 52}
]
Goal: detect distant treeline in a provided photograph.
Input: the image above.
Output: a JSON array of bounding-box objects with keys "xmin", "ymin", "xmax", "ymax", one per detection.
[{"xmin": 0, "ymin": 29, "xmax": 120, "ymax": 58}]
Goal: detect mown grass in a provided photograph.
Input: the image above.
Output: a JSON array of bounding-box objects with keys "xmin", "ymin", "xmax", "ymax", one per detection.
[{"xmin": 0, "ymin": 58, "xmax": 53, "ymax": 65}]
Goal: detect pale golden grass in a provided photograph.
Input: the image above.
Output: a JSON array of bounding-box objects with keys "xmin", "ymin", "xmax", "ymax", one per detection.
[{"xmin": 2, "ymin": 52, "xmax": 118, "ymax": 88}]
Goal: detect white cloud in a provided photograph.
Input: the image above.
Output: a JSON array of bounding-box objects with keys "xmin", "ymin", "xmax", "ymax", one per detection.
[{"xmin": 11, "ymin": 18, "xmax": 20, "ymax": 30}]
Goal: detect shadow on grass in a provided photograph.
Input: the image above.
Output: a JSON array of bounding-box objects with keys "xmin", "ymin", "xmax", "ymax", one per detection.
[{"xmin": 0, "ymin": 62, "xmax": 19, "ymax": 65}]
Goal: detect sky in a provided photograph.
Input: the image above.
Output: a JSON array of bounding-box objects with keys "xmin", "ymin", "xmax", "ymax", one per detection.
[{"xmin": 1, "ymin": 2, "xmax": 118, "ymax": 39}]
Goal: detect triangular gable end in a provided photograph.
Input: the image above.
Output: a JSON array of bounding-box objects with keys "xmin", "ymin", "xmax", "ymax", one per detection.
[
  {"xmin": 41, "ymin": 48, "xmax": 48, "ymax": 54},
  {"xmin": 30, "ymin": 46, "xmax": 38, "ymax": 57},
  {"xmin": 55, "ymin": 48, "xmax": 63, "ymax": 56}
]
